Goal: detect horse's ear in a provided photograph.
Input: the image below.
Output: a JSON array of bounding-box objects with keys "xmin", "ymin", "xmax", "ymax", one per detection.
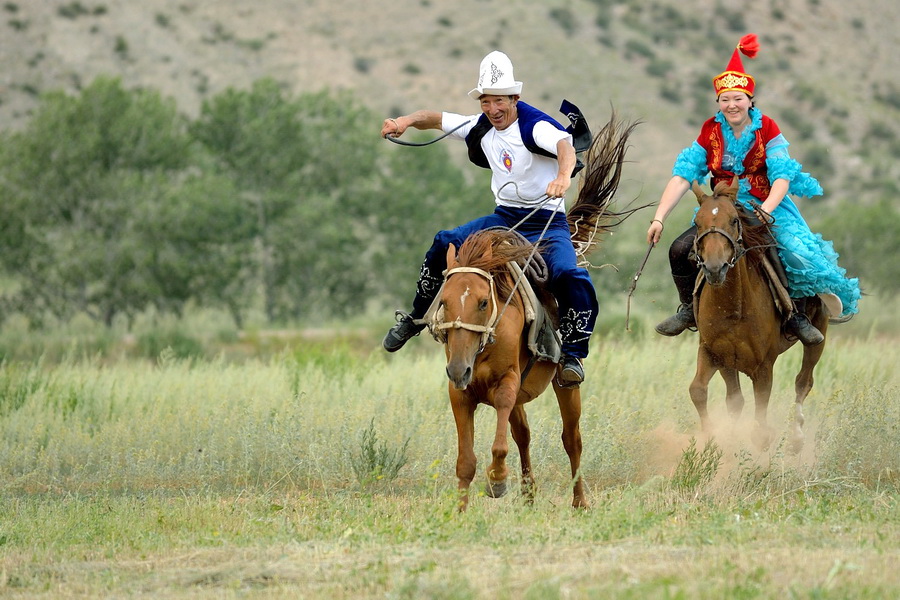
[
  {"xmin": 446, "ymin": 243, "xmax": 458, "ymax": 268},
  {"xmin": 691, "ymin": 181, "xmax": 706, "ymax": 204}
]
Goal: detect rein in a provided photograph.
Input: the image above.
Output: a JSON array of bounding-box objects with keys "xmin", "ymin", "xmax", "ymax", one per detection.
[
  {"xmin": 428, "ymin": 186, "xmax": 558, "ymax": 357},
  {"xmin": 383, "ymin": 120, "xmax": 472, "ymax": 147}
]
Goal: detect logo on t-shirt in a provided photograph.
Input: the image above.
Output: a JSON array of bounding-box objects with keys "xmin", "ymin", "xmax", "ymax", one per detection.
[{"xmin": 500, "ymin": 149, "xmax": 513, "ymax": 172}]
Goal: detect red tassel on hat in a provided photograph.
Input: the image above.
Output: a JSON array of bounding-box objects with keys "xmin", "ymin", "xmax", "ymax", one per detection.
[{"xmin": 737, "ymin": 33, "xmax": 759, "ymax": 59}]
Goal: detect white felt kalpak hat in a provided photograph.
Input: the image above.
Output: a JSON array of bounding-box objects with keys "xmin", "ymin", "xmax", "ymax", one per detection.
[{"xmin": 468, "ymin": 51, "xmax": 523, "ymax": 100}]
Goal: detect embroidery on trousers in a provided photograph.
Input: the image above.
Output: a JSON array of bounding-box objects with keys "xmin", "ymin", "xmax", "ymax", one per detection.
[
  {"xmin": 560, "ymin": 308, "xmax": 593, "ymax": 343},
  {"xmin": 416, "ymin": 263, "xmax": 443, "ymax": 298}
]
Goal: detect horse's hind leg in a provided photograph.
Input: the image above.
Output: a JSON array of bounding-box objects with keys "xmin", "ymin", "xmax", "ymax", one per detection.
[
  {"xmin": 509, "ymin": 404, "xmax": 534, "ymax": 503},
  {"xmin": 553, "ymin": 382, "xmax": 588, "ymax": 509},
  {"xmin": 791, "ymin": 335, "xmax": 827, "ymax": 454}
]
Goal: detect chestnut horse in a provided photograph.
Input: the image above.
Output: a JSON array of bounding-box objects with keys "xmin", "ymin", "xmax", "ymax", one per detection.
[
  {"xmin": 422, "ymin": 114, "xmax": 640, "ymax": 510},
  {"xmin": 435, "ymin": 229, "xmax": 587, "ymax": 510},
  {"xmin": 690, "ymin": 179, "xmax": 828, "ymax": 452}
]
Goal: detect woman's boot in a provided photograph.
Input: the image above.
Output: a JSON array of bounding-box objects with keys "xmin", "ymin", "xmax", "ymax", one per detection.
[
  {"xmin": 785, "ymin": 297, "xmax": 824, "ymax": 346},
  {"xmin": 655, "ymin": 274, "xmax": 697, "ymax": 336}
]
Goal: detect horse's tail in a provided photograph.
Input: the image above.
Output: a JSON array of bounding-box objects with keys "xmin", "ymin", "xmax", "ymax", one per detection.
[{"xmin": 567, "ymin": 109, "xmax": 648, "ymax": 258}]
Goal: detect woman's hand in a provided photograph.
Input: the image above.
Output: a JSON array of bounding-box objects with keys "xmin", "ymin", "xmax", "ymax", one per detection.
[{"xmin": 647, "ymin": 219, "xmax": 664, "ymax": 245}]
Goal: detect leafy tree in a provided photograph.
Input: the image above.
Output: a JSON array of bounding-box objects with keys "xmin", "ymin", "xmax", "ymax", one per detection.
[
  {"xmin": 192, "ymin": 80, "xmax": 484, "ymax": 321},
  {"xmin": 0, "ymin": 77, "xmax": 251, "ymax": 325}
]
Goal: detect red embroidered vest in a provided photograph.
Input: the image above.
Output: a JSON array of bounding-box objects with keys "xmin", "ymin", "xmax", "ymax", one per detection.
[{"xmin": 697, "ymin": 115, "xmax": 781, "ymax": 201}]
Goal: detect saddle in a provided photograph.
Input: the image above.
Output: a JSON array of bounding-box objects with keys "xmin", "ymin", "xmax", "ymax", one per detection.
[{"xmin": 506, "ymin": 261, "xmax": 562, "ymax": 364}]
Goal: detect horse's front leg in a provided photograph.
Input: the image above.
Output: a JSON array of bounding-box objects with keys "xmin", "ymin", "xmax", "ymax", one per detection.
[
  {"xmin": 508, "ymin": 404, "xmax": 534, "ymax": 503},
  {"xmin": 449, "ymin": 388, "xmax": 477, "ymax": 511},
  {"xmin": 553, "ymin": 382, "xmax": 588, "ymax": 509},
  {"xmin": 484, "ymin": 374, "xmax": 518, "ymax": 499},
  {"xmin": 750, "ymin": 364, "xmax": 775, "ymax": 451},
  {"xmin": 689, "ymin": 348, "xmax": 718, "ymax": 435},
  {"xmin": 720, "ymin": 368, "xmax": 745, "ymax": 422}
]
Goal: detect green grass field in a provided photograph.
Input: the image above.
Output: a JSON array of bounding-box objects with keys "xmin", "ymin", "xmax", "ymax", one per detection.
[{"xmin": 1, "ymin": 313, "xmax": 898, "ymax": 598}]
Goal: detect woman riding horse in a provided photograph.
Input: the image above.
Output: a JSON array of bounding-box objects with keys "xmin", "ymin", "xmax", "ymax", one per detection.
[
  {"xmin": 646, "ymin": 34, "xmax": 860, "ymax": 343},
  {"xmin": 690, "ymin": 179, "xmax": 828, "ymax": 451}
]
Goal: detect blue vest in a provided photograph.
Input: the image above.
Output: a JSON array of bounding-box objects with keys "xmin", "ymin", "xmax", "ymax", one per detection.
[{"xmin": 465, "ymin": 100, "xmax": 590, "ymax": 177}]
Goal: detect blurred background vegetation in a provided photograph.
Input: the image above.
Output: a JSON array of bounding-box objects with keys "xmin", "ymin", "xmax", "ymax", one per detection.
[
  {"xmin": 0, "ymin": 74, "xmax": 897, "ymax": 363},
  {"xmin": 0, "ymin": 0, "xmax": 897, "ymax": 362}
]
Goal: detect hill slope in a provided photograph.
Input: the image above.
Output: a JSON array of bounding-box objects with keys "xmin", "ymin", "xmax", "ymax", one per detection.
[{"xmin": 2, "ymin": 0, "xmax": 899, "ymax": 200}]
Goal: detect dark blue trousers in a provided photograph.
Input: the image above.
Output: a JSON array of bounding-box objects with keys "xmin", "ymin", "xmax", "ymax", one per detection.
[{"xmin": 410, "ymin": 206, "xmax": 599, "ymax": 359}]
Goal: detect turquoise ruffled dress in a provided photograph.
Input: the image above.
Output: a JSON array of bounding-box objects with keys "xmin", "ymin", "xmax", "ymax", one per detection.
[{"xmin": 673, "ymin": 108, "xmax": 860, "ymax": 318}]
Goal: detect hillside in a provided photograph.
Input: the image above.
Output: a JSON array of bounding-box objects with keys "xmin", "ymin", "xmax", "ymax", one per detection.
[{"xmin": 2, "ymin": 0, "xmax": 899, "ymax": 203}]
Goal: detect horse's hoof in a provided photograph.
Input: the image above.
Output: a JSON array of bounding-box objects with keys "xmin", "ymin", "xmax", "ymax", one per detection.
[
  {"xmin": 485, "ymin": 479, "xmax": 508, "ymax": 498},
  {"xmin": 751, "ymin": 426, "xmax": 773, "ymax": 451},
  {"xmin": 788, "ymin": 433, "xmax": 805, "ymax": 456},
  {"xmin": 572, "ymin": 496, "xmax": 590, "ymax": 510}
]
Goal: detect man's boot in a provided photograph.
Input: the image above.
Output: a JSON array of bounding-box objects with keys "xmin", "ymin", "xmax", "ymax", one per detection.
[
  {"xmin": 655, "ymin": 274, "xmax": 697, "ymax": 336},
  {"xmin": 558, "ymin": 355, "xmax": 585, "ymax": 387},
  {"xmin": 382, "ymin": 311, "xmax": 426, "ymax": 352},
  {"xmin": 785, "ymin": 297, "xmax": 824, "ymax": 346}
]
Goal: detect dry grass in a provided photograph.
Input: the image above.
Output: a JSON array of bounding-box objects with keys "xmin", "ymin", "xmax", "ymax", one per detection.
[{"xmin": 0, "ymin": 323, "xmax": 898, "ymax": 598}]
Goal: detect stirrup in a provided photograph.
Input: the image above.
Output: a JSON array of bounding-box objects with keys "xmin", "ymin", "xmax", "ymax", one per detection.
[{"xmin": 557, "ymin": 356, "xmax": 584, "ymax": 388}]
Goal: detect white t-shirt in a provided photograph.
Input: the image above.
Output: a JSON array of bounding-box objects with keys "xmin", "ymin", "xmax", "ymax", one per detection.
[{"xmin": 442, "ymin": 111, "xmax": 573, "ymax": 212}]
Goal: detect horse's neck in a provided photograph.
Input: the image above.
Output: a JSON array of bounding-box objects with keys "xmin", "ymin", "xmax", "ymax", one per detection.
[{"xmin": 700, "ymin": 261, "xmax": 755, "ymax": 316}]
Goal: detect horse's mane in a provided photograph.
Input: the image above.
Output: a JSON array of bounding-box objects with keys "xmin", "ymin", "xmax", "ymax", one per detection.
[{"xmin": 455, "ymin": 230, "xmax": 537, "ymax": 302}]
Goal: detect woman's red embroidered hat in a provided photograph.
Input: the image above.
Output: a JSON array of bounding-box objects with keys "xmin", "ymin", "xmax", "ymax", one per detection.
[{"xmin": 713, "ymin": 34, "xmax": 759, "ymax": 96}]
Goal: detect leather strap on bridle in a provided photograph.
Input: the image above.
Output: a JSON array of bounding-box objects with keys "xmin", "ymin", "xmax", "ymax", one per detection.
[
  {"xmin": 693, "ymin": 222, "xmax": 746, "ymax": 268},
  {"xmin": 430, "ymin": 266, "xmax": 499, "ymax": 351}
]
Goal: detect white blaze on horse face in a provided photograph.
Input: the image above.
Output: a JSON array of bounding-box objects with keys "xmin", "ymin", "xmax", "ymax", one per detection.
[
  {"xmin": 712, "ymin": 207, "xmax": 719, "ymax": 215},
  {"xmin": 459, "ymin": 286, "xmax": 471, "ymax": 309}
]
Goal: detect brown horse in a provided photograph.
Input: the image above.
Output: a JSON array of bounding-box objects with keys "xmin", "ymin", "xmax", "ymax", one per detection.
[
  {"xmin": 690, "ymin": 179, "xmax": 828, "ymax": 452},
  {"xmin": 422, "ymin": 113, "xmax": 641, "ymax": 510},
  {"xmin": 434, "ymin": 229, "xmax": 587, "ymax": 510}
]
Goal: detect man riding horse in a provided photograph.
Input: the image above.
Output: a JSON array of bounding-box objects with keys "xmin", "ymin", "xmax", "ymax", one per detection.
[{"xmin": 381, "ymin": 51, "xmax": 598, "ymax": 386}]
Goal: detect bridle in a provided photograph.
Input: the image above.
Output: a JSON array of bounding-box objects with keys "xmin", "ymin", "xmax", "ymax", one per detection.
[
  {"xmin": 692, "ymin": 218, "xmax": 746, "ymax": 271},
  {"xmin": 429, "ymin": 266, "xmax": 499, "ymax": 353}
]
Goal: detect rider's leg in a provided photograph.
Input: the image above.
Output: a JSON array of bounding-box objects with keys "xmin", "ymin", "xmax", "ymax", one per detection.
[
  {"xmin": 778, "ymin": 248, "xmax": 825, "ymax": 346},
  {"xmin": 383, "ymin": 212, "xmax": 506, "ymax": 352},
  {"xmin": 537, "ymin": 220, "xmax": 598, "ymax": 386},
  {"xmin": 656, "ymin": 226, "xmax": 700, "ymax": 336}
]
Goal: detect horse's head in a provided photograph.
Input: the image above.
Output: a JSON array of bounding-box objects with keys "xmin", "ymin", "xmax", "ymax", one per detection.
[
  {"xmin": 435, "ymin": 230, "xmax": 532, "ymax": 390},
  {"xmin": 692, "ymin": 177, "xmax": 744, "ymax": 286}
]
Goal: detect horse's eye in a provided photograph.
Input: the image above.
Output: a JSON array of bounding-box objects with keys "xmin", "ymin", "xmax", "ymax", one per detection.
[{"xmin": 478, "ymin": 299, "xmax": 489, "ymax": 311}]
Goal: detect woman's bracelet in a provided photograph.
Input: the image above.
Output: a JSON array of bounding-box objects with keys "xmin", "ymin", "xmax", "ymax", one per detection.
[{"xmin": 651, "ymin": 219, "xmax": 664, "ymax": 229}]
